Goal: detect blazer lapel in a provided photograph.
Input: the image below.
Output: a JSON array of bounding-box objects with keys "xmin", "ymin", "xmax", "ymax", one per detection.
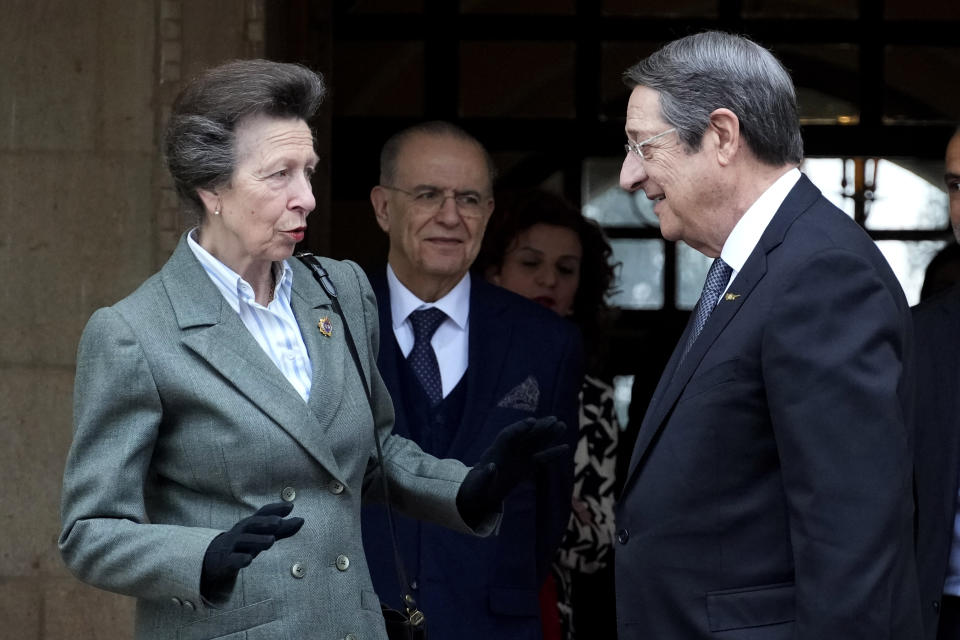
[
  {"xmin": 623, "ymin": 175, "xmax": 820, "ymax": 488},
  {"xmin": 163, "ymin": 238, "xmax": 345, "ymax": 483}
]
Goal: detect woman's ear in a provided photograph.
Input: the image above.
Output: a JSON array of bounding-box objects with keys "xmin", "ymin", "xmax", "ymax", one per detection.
[{"xmin": 197, "ymin": 188, "xmax": 220, "ymax": 216}]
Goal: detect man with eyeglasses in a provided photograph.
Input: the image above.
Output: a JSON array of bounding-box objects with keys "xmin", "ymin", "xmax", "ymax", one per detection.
[
  {"xmin": 915, "ymin": 125, "xmax": 960, "ymax": 640},
  {"xmin": 614, "ymin": 32, "xmax": 922, "ymax": 639},
  {"xmin": 362, "ymin": 120, "xmax": 583, "ymax": 639}
]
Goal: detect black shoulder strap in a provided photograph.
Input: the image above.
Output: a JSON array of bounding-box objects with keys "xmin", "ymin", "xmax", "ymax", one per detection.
[{"xmin": 294, "ymin": 253, "xmax": 424, "ymax": 628}]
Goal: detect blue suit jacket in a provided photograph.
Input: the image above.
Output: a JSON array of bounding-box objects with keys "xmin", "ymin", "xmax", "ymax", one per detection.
[
  {"xmin": 913, "ymin": 284, "xmax": 960, "ymax": 639},
  {"xmin": 615, "ymin": 175, "xmax": 922, "ymax": 639},
  {"xmin": 362, "ymin": 273, "xmax": 583, "ymax": 640}
]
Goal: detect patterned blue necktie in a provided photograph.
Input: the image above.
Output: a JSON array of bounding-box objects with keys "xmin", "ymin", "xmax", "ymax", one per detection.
[
  {"xmin": 680, "ymin": 258, "xmax": 732, "ymax": 364},
  {"xmin": 408, "ymin": 307, "xmax": 447, "ymax": 406}
]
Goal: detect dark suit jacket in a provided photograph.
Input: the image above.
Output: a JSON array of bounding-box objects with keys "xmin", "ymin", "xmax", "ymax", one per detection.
[
  {"xmin": 614, "ymin": 175, "xmax": 922, "ymax": 639},
  {"xmin": 914, "ymin": 284, "xmax": 960, "ymax": 639},
  {"xmin": 362, "ymin": 273, "xmax": 583, "ymax": 640}
]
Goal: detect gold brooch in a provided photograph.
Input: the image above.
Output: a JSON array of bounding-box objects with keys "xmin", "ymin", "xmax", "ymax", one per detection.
[
  {"xmin": 318, "ymin": 316, "xmax": 333, "ymax": 337},
  {"xmin": 724, "ymin": 293, "xmax": 741, "ymax": 301}
]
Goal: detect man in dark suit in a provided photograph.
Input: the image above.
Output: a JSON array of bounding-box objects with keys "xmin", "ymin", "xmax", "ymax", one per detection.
[
  {"xmin": 361, "ymin": 121, "xmax": 583, "ymax": 639},
  {"xmin": 915, "ymin": 125, "xmax": 960, "ymax": 640},
  {"xmin": 614, "ymin": 31, "xmax": 922, "ymax": 639}
]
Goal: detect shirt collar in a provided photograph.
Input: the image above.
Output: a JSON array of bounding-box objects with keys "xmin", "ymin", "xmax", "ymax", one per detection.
[
  {"xmin": 187, "ymin": 228, "xmax": 292, "ymax": 308},
  {"xmin": 386, "ymin": 264, "xmax": 471, "ymax": 331},
  {"xmin": 721, "ymin": 167, "xmax": 802, "ymax": 274}
]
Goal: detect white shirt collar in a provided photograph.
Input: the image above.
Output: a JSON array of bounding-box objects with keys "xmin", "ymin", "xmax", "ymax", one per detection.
[
  {"xmin": 186, "ymin": 228, "xmax": 292, "ymax": 311},
  {"xmin": 721, "ymin": 167, "xmax": 802, "ymax": 275},
  {"xmin": 386, "ymin": 264, "xmax": 471, "ymax": 330}
]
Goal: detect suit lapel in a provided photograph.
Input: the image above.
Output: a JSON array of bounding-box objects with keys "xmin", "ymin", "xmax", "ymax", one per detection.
[
  {"xmin": 162, "ymin": 238, "xmax": 345, "ymax": 482},
  {"xmin": 624, "ymin": 175, "xmax": 821, "ymax": 488},
  {"xmin": 447, "ymin": 280, "xmax": 513, "ymax": 458}
]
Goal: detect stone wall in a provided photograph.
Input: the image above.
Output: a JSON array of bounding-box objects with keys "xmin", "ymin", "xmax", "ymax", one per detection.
[{"xmin": 0, "ymin": 2, "xmax": 264, "ymax": 637}]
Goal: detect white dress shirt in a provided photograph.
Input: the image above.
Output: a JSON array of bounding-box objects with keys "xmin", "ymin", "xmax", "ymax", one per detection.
[
  {"xmin": 386, "ymin": 264, "xmax": 470, "ymax": 398},
  {"xmin": 187, "ymin": 229, "xmax": 312, "ymax": 402},
  {"xmin": 718, "ymin": 167, "xmax": 802, "ymax": 300}
]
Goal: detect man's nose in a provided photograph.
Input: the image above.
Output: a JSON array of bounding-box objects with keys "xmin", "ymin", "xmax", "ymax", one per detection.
[
  {"xmin": 433, "ymin": 195, "xmax": 461, "ymax": 225},
  {"xmin": 620, "ymin": 152, "xmax": 647, "ymax": 193}
]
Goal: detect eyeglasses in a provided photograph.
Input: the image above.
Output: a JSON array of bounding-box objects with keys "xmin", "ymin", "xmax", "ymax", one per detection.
[
  {"xmin": 380, "ymin": 185, "xmax": 490, "ymax": 218},
  {"xmin": 624, "ymin": 127, "xmax": 677, "ymax": 161}
]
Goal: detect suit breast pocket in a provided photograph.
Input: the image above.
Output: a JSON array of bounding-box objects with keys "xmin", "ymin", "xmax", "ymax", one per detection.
[
  {"xmin": 706, "ymin": 582, "xmax": 795, "ymax": 632},
  {"xmin": 680, "ymin": 358, "xmax": 740, "ymax": 403}
]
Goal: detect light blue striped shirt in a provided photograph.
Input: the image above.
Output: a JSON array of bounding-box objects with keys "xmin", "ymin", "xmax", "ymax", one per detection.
[{"xmin": 187, "ymin": 230, "xmax": 313, "ymax": 402}]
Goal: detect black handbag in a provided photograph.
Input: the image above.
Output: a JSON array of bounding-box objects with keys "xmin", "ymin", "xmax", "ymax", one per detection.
[{"xmin": 297, "ymin": 254, "xmax": 426, "ymax": 640}]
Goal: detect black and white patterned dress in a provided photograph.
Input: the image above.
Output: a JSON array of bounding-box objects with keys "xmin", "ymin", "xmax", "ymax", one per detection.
[{"xmin": 551, "ymin": 374, "xmax": 619, "ymax": 638}]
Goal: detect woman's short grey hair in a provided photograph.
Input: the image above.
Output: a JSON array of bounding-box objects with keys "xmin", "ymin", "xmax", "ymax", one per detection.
[
  {"xmin": 623, "ymin": 31, "xmax": 803, "ymax": 166},
  {"xmin": 164, "ymin": 59, "xmax": 326, "ymax": 220},
  {"xmin": 379, "ymin": 121, "xmax": 498, "ymax": 192}
]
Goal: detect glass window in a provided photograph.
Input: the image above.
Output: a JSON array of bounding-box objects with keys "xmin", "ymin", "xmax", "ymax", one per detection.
[
  {"xmin": 885, "ymin": 46, "xmax": 960, "ymax": 123},
  {"xmin": 802, "ymin": 158, "xmax": 856, "ymax": 217},
  {"xmin": 582, "ymin": 158, "xmax": 657, "ymax": 227},
  {"xmin": 866, "ymin": 159, "xmax": 948, "ymax": 230},
  {"xmin": 742, "ymin": 0, "xmax": 857, "ymax": 19},
  {"xmin": 773, "ymin": 44, "xmax": 860, "ymax": 124},
  {"xmin": 802, "ymin": 157, "xmax": 949, "ymax": 230},
  {"xmin": 332, "ymin": 42, "xmax": 424, "ymax": 116},
  {"xmin": 885, "ymin": 0, "xmax": 960, "ymax": 20},
  {"xmin": 877, "ymin": 240, "xmax": 949, "ymax": 306},
  {"xmin": 344, "ymin": 0, "xmax": 423, "ymax": 12},
  {"xmin": 676, "ymin": 243, "xmax": 713, "ymax": 310},
  {"xmin": 608, "ymin": 239, "xmax": 664, "ymax": 309},
  {"xmin": 461, "ymin": 0, "xmax": 575, "ymax": 13},
  {"xmin": 613, "ymin": 374, "xmax": 634, "ymax": 429},
  {"xmin": 600, "ymin": 42, "xmax": 662, "ymax": 122},
  {"xmin": 602, "ymin": 0, "xmax": 716, "ymax": 17},
  {"xmin": 460, "ymin": 42, "xmax": 576, "ymax": 118}
]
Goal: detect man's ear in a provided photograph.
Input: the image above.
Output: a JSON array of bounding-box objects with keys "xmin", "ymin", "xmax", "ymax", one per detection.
[
  {"xmin": 197, "ymin": 188, "xmax": 219, "ymax": 216},
  {"xmin": 708, "ymin": 108, "xmax": 740, "ymax": 167},
  {"xmin": 370, "ymin": 185, "xmax": 391, "ymax": 233}
]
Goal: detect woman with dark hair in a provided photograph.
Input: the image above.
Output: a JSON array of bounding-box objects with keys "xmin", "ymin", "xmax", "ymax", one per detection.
[
  {"xmin": 476, "ymin": 189, "xmax": 620, "ymax": 640},
  {"xmin": 58, "ymin": 59, "xmax": 563, "ymax": 640}
]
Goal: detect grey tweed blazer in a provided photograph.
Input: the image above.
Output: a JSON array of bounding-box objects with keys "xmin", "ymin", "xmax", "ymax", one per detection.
[{"xmin": 59, "ymin": 233, "xmax": 479, "ymax": 640}]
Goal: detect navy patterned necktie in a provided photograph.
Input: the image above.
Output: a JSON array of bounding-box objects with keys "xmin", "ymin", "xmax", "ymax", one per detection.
[
  {"xmin": 408, "ymin": 307, "xmax": 447, "ymax": 406},
  {"xmin": 680, "ymin": 258, "xmax": 733, "ymax": 364}
]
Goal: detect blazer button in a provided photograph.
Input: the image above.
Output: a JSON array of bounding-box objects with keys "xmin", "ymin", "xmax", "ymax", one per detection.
[
  {"xmin": 170, "ymin": 597, "xmax": 182, "ymax": 607},
  {"xmin": 183, "ymin": 600, "xmax": 195, "ymax": 611},
  {"xmin": 329, "ymin": 480, "xmax": 345, "ymax": 495},
  {"xmin": 281, "ymin": 486, "xmax": 297, "ymax": 502},
  {"xmin": 291, "ymin": 563, "xmax": 306, "ymax": 578},
  {"xmin": 616, "ymin": 528, "xmax": 630, "ymax": 545},
  {"xmin": 934, "ymin": 600, "xmax": 941, "ymax": 613},
  {"xmin": 345, "ymin": 634, "xmax": 357, "ymax": 640},
  {"xmin": 336, "ymin": 554, "xmax": 350, "ymax": 571}
]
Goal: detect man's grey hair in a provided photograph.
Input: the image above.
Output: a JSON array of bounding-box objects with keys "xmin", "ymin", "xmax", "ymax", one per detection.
[
  {"xmin": 379, "ymin": 121, "xmax": 498, "ymax": 191},
  {"xmin": 164, "ymin": 59, "xmax": 326, "ymax": 221},
  {"xmin": 624, "ymin": 31, "xmax": 804, "ymax": 166}
]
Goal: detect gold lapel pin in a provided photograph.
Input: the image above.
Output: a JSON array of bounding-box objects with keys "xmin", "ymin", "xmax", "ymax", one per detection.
[
  {"xmin": 318, "ymin": 316, "xmax": 333, "ymax": 337},
  {"xmin": 724, "ymin": 293, "xmax": 741, "ymax": 301}
]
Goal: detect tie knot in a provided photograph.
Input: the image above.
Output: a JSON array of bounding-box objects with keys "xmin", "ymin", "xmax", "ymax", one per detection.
[
  {"xmin": 409, "ymin": 307, "xmax": 447, "ymax": 342},
  {"xmin": 704, "ymin": 258, "xmax": 732, "ymax": 295}
]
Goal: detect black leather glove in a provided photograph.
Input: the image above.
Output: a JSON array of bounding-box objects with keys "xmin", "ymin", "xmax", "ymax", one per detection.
[
  {"xmin": 201, "ymin": 502, "xmax": 304, "ymax": 596},
  {"xmin": 456, "ymin": 416, "xmax": 569, "ymax": 529}
]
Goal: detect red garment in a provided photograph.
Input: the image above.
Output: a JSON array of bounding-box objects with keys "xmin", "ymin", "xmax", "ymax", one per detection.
[{"xmin": 539, "ymin": 574, "xmax": 562, "ymax": 640}]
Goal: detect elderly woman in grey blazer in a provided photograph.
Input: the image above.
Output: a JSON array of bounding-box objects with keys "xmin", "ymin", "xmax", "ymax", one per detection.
[{"xmin": 59, "ymin": 59, "xmax": 565, "ymax": 640}]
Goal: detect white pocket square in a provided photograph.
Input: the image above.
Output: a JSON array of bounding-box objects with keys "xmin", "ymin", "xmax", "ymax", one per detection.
[{"xmin": 497, "ymin": 375, "xmax": 540, "ymax": 412}]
